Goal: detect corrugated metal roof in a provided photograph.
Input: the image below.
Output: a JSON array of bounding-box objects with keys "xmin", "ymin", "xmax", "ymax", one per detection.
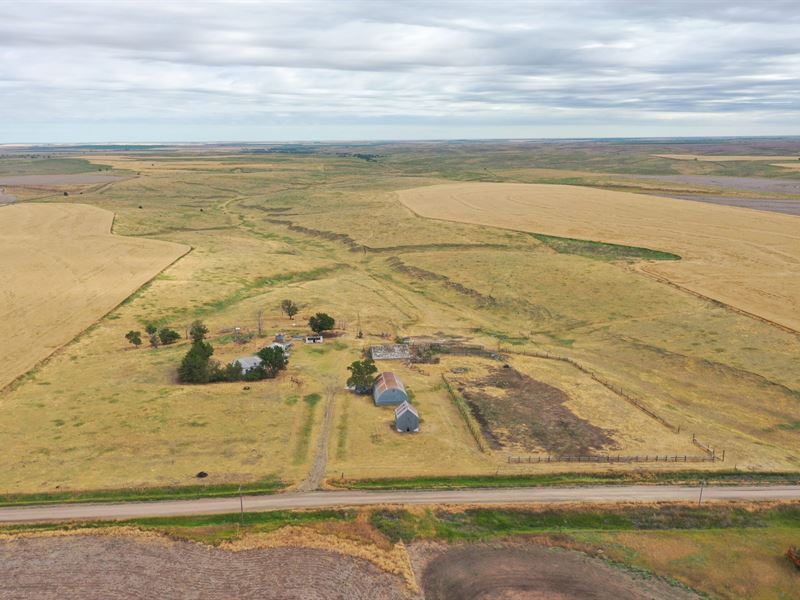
[
  {"xmin": 395, "ymin": 400, "xmax": 418, "ymax": 418},
  {"xmin": 234, "ymin": 356, "xmax": 262, "ymax": 371},
  {"xmin": 374, "ymin": 372, "xmax": 405, "ymax": 395}
]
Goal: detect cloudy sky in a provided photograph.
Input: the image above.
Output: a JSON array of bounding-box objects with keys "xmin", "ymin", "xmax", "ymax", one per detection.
[{"xmin": 1, "ymin": 1, "xmax": 799, "ymax": 142}]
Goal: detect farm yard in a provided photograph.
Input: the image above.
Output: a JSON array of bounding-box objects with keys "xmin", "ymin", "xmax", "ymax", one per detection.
[{"xmin": 0, "ymin": 140, "xmax": 799, "ymax": 498}]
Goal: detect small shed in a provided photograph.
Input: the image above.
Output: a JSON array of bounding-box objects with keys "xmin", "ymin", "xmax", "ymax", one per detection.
[
  {"xmin": 269, "ymin": 341, "xmax": 292, "ymax": 354},
  {"xmin": 234, "ymin": 356, "xmax": 262, "ymax": 373},
  {"xmin": 373, "ymin": 372, "xmax": 408, "ymax": 406},
  {"xmin": 395, "ymin": 401, "xmax": 419, "ymax": 433}
]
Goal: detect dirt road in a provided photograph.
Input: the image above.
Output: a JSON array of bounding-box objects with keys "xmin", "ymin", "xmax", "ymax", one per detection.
[
  {"xmin": 297, "ymin": 384, "xmax": 338, "ymax": 492},
  {"xmin": 1, "ymin": 485, "xmax": 798, "ymax": 523}
]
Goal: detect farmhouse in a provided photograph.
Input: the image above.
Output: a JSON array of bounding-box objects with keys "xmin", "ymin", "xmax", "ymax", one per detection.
[
  {"xmin": 233, "ymin": 356, "xmax": 262, "ymax": 373},
  {"xmin": 373, "ymin": 372, "xmax": 408, "ymax": 406},
  {"xmin": 370, "ymin": 344, "xmax": 411, "ymax": 361},
  {"xmin": 395, "ymin": 401, "xmax": 419, "ymax": 432}
]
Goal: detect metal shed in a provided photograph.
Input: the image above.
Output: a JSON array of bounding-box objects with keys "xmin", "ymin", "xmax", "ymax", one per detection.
[
  {"xmin": 373, "ymin": 372, "xmax": 408, "ymax": 406},
  {"xmin": 395, "ymin": 401, "xmax": 419, "ymax": 433},
  {"xmin": 233, "ymin": 356, "xmax": 262, "ymax": 373}
]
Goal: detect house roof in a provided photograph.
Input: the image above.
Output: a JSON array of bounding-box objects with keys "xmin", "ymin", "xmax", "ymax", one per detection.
[
  {"xmin": 234, "ymin": 356, "xmax": 262, "ymax": 370},
  {"xmin": 395, "ymin": 400, "xmax": 418, "ymax": 418},
  {"xmin": 374, "ymin": 372, "xmax": 405, "ymax": 395}
]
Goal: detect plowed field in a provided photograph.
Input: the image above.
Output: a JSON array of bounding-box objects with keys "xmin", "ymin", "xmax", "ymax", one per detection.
[
  {"xmin": 413, "ymin": 541, "xmax": 698, "ymax": 600},
  {"xmin": 0, "ymin": 534, "xmax": 407, "ymax": 600}
]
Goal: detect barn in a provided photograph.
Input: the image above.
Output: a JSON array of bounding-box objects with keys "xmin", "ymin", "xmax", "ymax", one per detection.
[
  {"xmin": 395, "ymin": 401, "xmax": 419, "ymax": 433},
  {"xmin": 373, "ymin": 372, "xmax": 408, "ymax": 406}
]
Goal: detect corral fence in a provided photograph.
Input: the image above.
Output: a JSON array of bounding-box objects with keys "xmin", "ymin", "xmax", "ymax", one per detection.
[
  {"xmin": 441, "ymin": 374, "xmax": 490, "ymax": 453},
  {"xmin": 508, "ymin": 453, "xmax": 723, "ymax": 464},
  {"xmin": 692, "ymin": 433, "xmax": 723, "ymax": 461}
]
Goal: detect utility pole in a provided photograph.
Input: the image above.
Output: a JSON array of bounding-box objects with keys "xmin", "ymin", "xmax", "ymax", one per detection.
[
  {"xmin": 257, "ymin": 309, "xmax": 264, "ymax": 337},
  {"xmin": 698, "ymin": 480, "xmax": 705, "ymax": 505},
  {"xmin": 239, "ymin": 484, "xmax": 244, "ymax": 527}
]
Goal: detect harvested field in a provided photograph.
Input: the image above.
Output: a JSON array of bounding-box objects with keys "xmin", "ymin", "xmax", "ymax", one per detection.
[
  {"xmin": 653, "ymin": 194, "xmax": 800, "ymax": 216},
  {"xmin": 413, "ymin": 541, "xmax": 698, "ymax": 600},
  {"xmin": 0, "ymin": 534, "xmax": 407, "ymax": 600},
  {"xmin": 459, "ymin": 366, "xmax": 614, "ymax": 454},
  {"xmin": 398, "ymin": 182, "xmax": 800, "ymax": 333},
  {"xmin": 0, "ymin": 203, "xmax": 188, "ymax": 390},
  {"xmin": 0, "ymin": 173, "xmax": 127, "ymax": 185},
  {"xmin": 631, "ymin": 174, "xmax": 800, "ymax": 195},
  {"xmin": 655, "ymin": 154, "xmax": 800, "ymax": 162}
]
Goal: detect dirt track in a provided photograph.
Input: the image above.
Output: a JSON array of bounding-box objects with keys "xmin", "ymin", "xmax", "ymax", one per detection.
[
  {"xmin": 0, "ymin": 534, "xmax": 407, "ymax": 600},
  {"xmin": 414, "ymin": 542, "xmax": 698, "ymax": 600},
  {"xmin": 1, "ymin": 485, "xmax": 799, "ymax": 523}
]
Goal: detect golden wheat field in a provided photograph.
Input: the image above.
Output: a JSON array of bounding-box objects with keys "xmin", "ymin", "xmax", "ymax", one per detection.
[
  {"xmin": 0, "ymin": 203, "xmax": 189, "ymax": 390},
  {"xmin": 398, "ymin": 182, "xmax": 800, "ymax": 333}
]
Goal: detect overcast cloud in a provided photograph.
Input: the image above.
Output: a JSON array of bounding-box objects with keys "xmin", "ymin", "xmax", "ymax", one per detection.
[{"xmin": 1, "ymin": 0, "xmax": 799, "ymax": 142}]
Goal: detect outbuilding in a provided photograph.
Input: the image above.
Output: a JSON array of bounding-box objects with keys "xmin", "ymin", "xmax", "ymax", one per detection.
[
  {"xmin": 269, "ymin": 341, "xmax": 292, "ymax": 354},
  {"xmin": 233, "ymin": 356, "xmax": 262, "ymax": 374},
  {"xmin": 395, "ymin": 401, "xmax": 419, "ymax": 433},
  {"xmin": 373, "ymin": 372, "xmax": 408, "ymax": 406}
]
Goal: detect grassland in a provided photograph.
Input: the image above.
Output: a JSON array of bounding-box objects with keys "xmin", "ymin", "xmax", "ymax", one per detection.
[
  {"xmin": 0, "ymin": 142, "xmax": 799, "ymax": 496},
  {"xmin": 398, "ymin": 182, "xmax": 800, "ymax": 333}
]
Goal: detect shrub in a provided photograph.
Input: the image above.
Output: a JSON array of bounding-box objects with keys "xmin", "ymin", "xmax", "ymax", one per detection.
[
  {"xmin": 158, "ymin": 328, "xmax": 181, "ymax": 345},
  {"xmin": 309, "ymin": 312, "xmax": 335, "ymax": 334},
  {"xmin": 125, "ymin": 330, "xmax": 142, "ymax": 347}
]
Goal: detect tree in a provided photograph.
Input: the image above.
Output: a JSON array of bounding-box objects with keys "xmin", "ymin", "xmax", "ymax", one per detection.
[
  {"xmin": 189, "ymin": 320, "xmax": 209, "ymax": 344},
  {"xmin": 256, "ymin": 346, "xmax": 289, "ymax": 378},
  {"xmin": 145, "ymin": 323, "xmax": 158, "ymax": 335},
  {"xmin": 308, "ymin": 312, "xmax": 335, "ymax": 334},
  {"xmin": 158, "ymin": 328, "xmax": 181, "ymax": 345},
  {"xmin": 149, "ymin": 332, "xmax": 160, "ymax": 348},
  {"xmin": 210, "ymin": 360, "xmax": 243, "ymax": 381},
  {"xmin": 347, "ymin": 359, "xmax": 377, "ymax": 393},
  {"xmin": 177, "ymin": 340, "xmax": 214, "ymax": 384},
  {"xmin": 125, "ymin": 330, "xmax": 142, "ymax": 347},
  {"xmin": 280, "ymin": 299, "xmax": 299, "ymax": 319}
]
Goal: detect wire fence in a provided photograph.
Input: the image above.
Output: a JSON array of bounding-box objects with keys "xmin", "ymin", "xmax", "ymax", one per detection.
[{"xmin": 508, "ymin": 453, "xmax": 723, "ymax": 464}]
